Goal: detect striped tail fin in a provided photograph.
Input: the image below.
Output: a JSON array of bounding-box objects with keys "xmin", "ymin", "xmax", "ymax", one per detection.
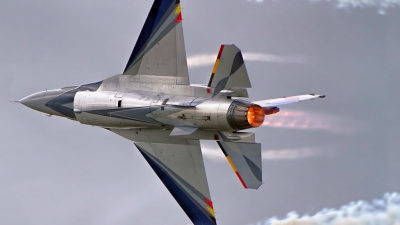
[
  {"xmin": 208, "ymin": 45, "xmax": 252, "ymax": 97},
  {"xmin": 217, "ymin": 141, "xmax": 262, "ymax": 189}
]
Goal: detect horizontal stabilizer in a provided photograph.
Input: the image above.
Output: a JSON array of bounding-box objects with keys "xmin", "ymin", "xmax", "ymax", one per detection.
[
  {"xmin": 208, "ymin": 45, "xmax": 251, "ymax": 97},
  {"xmin": 253, "ymin": 94, "xmax": 325, "ymax": 107},
  {"xmin": 217, "ymin": 141, "xmax": 262, "ymax": 189}
]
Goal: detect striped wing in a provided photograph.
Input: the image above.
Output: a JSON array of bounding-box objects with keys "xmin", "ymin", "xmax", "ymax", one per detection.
[
  {"xmin": 124, "ymin": 0, "xmax": 190, "ymax": 85},
  {"xmin": 135, "ymin": 140, "xmax": 217, "ymax": 225}
]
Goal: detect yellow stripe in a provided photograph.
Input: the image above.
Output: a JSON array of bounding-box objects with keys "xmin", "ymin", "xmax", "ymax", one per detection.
[
  {"xmin": 226, "ymin": 156, "xmax": 238, "ymax": 172},
  {"xmin": 212, "ymin": 59, "xmax": 220, "ymax": 73},
  {"xmin": 206, "ymin": 206, "xmax": 215, "ymax": 217},
  {"xmin": 174, "ymin": 4, "xmax": 181, "ymax": 14}
]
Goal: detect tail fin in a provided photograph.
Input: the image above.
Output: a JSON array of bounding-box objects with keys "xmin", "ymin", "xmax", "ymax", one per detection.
[
  {"xmin": 217, "ymin": 141, "xmax": 262, "ymax": 189},
  {"xmin": 208, "ymin": 45, "xmax": 251, "ymax": 97}
]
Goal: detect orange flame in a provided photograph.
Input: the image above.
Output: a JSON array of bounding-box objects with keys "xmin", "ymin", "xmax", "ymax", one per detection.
[{"xmin": 247, "ymin": 105, "xmax": 265, "ymax": 127}]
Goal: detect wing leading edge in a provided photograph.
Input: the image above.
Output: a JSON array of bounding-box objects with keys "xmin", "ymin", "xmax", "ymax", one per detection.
[
  {"xmin": 124, "ymin": 0, "xmax": 190, "ymax": 85},
  {"xmin": 135, "ymin": 140, "xmax": 217, "ymax": 225}
]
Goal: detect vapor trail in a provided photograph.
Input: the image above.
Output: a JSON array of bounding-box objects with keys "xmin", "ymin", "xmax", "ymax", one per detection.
[
  {"xmin": 246, "ymin": 0, "xmax": 400, "ymax": 14},
  {"xmin": 201, "ymin": 142, "xmax": 320, "ymax": 161},
  {"xmin": 187, "ymin": 53, "xmax": 305, "ymax": 68},
  {"xmin": 248, "ymin": 193, "xmax": 400, "ymax": 225}
]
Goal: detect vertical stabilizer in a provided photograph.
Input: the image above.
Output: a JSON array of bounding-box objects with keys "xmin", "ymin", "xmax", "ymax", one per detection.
[
  {"xmin": 208, "ymin": 45, "xmax": 251, "ymax": 96},
  {"xmin": 217, "ymin": 141, "xmax": 262, "ymax": 189}
]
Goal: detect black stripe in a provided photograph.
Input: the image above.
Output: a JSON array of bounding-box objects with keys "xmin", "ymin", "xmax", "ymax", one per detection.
[
  {"xmin": 216, "ymin": 141, "xmax": 228, "ymax": 156},
  {"xmin": 230, "ymin": 51, "xmax": 244, "ymax": 76},
  {"xmin": 207, "ymin": 73, "xmax": 215, "ymax": 87}
]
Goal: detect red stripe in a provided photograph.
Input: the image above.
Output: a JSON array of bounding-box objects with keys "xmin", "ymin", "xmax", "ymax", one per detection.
[
  {"xmin": 204, "ymin": 198, "xmax": 214, "ymax": 209},
  {"xmin": 235, "ymin": 172, "xmax": 247, "ymax": 188},
  {"xmin": 217, "ymin": 45, "xmax": 225, "ymax": 59},
  {"xmin": 175, "ymin": 13, "xmax": 182, "ymax": 23}
]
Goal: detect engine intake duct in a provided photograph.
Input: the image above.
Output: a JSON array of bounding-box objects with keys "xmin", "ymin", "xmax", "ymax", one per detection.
[{"xmin": 227, "ymin": 100, "xmax": 265, "ymax": 130}]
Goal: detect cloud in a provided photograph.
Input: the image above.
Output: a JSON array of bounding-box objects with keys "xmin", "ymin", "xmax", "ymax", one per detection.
[
  {"xmin": 248, "ymin": 193, "xmax": 400, "ymax": 225},
  {"xmin": 246, "ymin": 0, "xmax": 400, "ymax": 14},
  {"xmin": 187, "ymin": 53, "xmax": 305, "ymax": 68},
  {"xmin": 263, "ymin": 110, "xmax": 361, "ymax": 135}
]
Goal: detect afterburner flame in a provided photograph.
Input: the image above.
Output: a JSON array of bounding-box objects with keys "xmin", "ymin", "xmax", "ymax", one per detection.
[{"xmin": 247, "ymin": 105, "xmax": 265, "ymax": 127}]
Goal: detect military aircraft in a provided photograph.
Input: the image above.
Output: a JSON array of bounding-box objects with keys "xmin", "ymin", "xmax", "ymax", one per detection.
[{"xmin": 18, "ymin": 0, "xmax": 325, "ymax": 224}]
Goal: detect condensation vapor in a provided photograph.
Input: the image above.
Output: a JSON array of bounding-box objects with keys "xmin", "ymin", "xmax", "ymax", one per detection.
[
  {"xmin": 246, "ymin": 0, "xmax": 400, "ymax": 14},
  {"xmin": 201, "ymin": 142, "xmax": 321, "ymax": 161},
  {"xmin": 248, "ymin": 193, "xmax": 400, "ymax": 225},
  {"xmin": 187, "ymin": 53, "xmax": 305, "ymax": 68}
]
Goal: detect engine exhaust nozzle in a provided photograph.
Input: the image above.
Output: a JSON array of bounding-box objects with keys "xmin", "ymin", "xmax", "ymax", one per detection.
[{"xmin": 227, "ymin": 100, "xmax": 265, "ymax": 130}]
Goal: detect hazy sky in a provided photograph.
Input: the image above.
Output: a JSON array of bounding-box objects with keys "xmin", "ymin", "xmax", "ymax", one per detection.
[{"xmin": 1, "ymin": 1, "xmax": 400, "ymax": 225}]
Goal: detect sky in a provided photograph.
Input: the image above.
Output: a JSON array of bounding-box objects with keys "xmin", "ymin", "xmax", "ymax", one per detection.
[{"xmin": 1, "ymin": 0, "xmax": 400, "ymax": 225}]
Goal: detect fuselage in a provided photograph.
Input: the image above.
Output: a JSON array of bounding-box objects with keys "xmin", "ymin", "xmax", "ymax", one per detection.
[{"xmin": 19, "ymin": 74, "xmax": 265, "ymax": 133}]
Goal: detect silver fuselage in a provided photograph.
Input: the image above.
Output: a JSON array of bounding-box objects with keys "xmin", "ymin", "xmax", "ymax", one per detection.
[
  {"xmin": 74, "ymin": 90, "xmax": 233, "ymax": 130},
  {"xmin": 19, "ymin": 74, "xmax": 257, "ymax": 136}
]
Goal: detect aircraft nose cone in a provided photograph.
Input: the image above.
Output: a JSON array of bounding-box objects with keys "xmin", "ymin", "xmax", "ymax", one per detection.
[
  {"xmin": 19, "ymin": 91, "xmax": 51, "ymax": 112},
  {"xmin": 19, "ymin": 90, "xmax": 64, "ymax": 116}
]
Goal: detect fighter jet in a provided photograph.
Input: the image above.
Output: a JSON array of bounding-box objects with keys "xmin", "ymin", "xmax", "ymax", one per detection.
[{"xmin": 18, "ymin": 0, "xmax": 325, "ymax": 224}]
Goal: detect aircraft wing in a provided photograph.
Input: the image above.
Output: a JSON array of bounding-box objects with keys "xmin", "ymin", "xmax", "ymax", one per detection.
[
  {"xmin": 123, "ymin": 0, "xmax": 190, "ymax": 85},
  {"xmin": 252, "ymin": 94, "xmax": 326, "ymax": 107},
  {"xmin": 134, "ymin": 140, "xmax": 217, "ymax": 225}
]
